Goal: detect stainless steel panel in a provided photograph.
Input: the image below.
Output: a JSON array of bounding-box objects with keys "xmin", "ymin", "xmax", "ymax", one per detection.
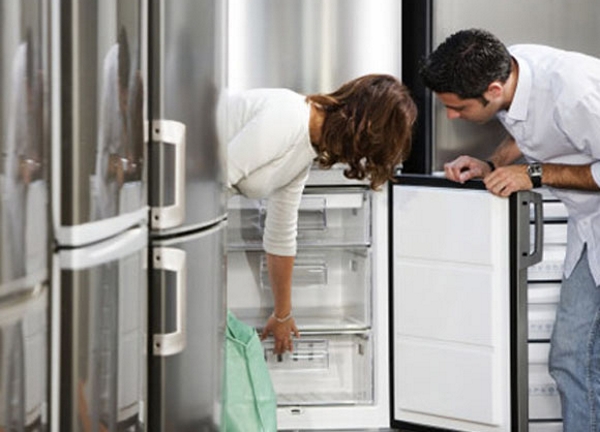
[
  {"xmin": 149, "ymin": 222, "xmax": 226, "ymax": 432},
  {"xmin": 57, "ymin": 227, "xmax": 148, "ymax": 432},
  {"xmin": 0, "ymin": 0, "xmax": 50, "ymax": 295},
  {"xmin": 228, "ymin": 0, "xmax": 401, "ymax": 93},
  {"xmin": 0, "ymin": 287, "xmax": 48, "ymax": 432},
  {"xmin": 58, "ymin": 0, "xmax": 147, "ymax": 231},
  {"xmin": 150, "ymin": 0, "xmax": 227, "ymax": 235},
  {"xmin": 430, "ymin": 0, "xmax": 600, "ymax": 171}
]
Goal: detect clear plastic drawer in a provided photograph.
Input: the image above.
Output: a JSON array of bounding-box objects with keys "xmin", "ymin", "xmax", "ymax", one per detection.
[
  {"xmin": 529, "ymin": 343, "xmax": 562, "ymax": 420},
  {"xmin": 263, "ymin": 331, "xmax": 373, "ymax": 406},
  {"xmin": 227, "ymin": 187, "xmax": 371, "ymax": 248},
  {"xmin": 227, "ymin": 248, "xmax": 371, "ymax": 330}
]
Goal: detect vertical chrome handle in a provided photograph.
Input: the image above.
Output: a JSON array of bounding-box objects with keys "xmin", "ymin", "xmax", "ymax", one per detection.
[
  {"xmin": 151, "ymin": 120, "xmax": 186, "ymax": 229},
  {"xmin": 153, "ymin": 247, "xmax": 187, "ymax": 356}
]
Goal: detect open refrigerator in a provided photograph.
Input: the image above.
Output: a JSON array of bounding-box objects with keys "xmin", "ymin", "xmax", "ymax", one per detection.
[{"xmin": 0, "ymin": 1, "xmax": 50, "ymax": 430}]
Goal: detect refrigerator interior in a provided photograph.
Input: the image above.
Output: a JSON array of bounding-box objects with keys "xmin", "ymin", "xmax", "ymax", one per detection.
[{"xmin": 226, "ymin": 0, "xmax": 400, "ymax": 429}]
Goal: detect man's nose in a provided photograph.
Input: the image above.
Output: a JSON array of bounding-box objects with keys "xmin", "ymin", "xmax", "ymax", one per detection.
[{"xmin": 446, "ymin": 108, "xmax": 461, "ymax": 120}]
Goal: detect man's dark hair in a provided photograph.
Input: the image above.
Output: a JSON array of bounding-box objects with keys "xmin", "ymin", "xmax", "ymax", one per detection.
[{"xmin": 419, "ymin": 28, "xmax": 512, "ymax": 101}]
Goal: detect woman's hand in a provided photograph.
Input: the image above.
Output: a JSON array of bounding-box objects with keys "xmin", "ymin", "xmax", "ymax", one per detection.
[{"xmin": 261, "ymin": 314, "xmax": 300, "ymax": 355}]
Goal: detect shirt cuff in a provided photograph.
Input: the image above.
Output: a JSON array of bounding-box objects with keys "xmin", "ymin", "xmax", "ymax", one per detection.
[{"xmin": 591, "ymin": 161, "xmax": 600, "ymax": 188}]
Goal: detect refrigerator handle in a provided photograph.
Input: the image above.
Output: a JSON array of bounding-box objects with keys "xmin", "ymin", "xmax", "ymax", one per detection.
[
  {"xmin": 150, "ymin": 120, "xmax": 186, "ymax": 229},
  {"xmin": 519, "ymin": 191, "xmax": 544, "ymax": 269},
  {"xmin": 152, "ymin": 247, "xmax": 187, "ymax": 356}
]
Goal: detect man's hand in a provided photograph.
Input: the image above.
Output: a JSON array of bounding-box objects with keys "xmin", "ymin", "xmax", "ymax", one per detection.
[
  {"xmin": 444, "ymin": 155, "xmax": 492, "ymax": 183},
  {"xmin": 483, "ymin": 164, "xmax": 532, "ymax": 197}
]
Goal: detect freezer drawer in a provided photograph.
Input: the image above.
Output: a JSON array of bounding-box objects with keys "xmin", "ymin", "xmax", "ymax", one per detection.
[
  {"xmin": 265, "ymin": 331, "xmax": 373, "ymax": 406},
  {"xmin": 0, "ymin": 287, "xmax": 48, "ymax": 431},
  {"xmin": 529, "ymin": 343, "xmax": 561, "ymax": 420},
  {"xmin": 227, "ymin": 187, "xmax": 371, "ymax": 249},
  {"xmin": 228, "ymin": 247, "xmax": 371, "ymax": 330}
]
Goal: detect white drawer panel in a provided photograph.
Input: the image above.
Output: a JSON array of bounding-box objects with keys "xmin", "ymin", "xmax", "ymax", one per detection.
[
  {"xmin": 529, "ymin": 343, "xmax": 562, "ymax": 420},
  {"xmin": 528, "ymin": 282, "xmax": 561, "ymax": 305},
  {"xmin": 227, "ymin": 187, "xmax": 371, "ymax": 248},
  {"xmin": 528, "ymin": 304, "xmax": 557, "ymax": 340},
  {"xmin": 228, "ymin": 248, "xmax": 371, "ymax": 330},
  {"xmin": 265, "ymin": 332, "xmax": 373, "ymax": 406},
  {"xmin": 529, "ymin": 245, "xmax": 566, "ymax": 281},
  {"xmin": 529, "ymin": 422, "xmax": 563, "ymax": 432}
]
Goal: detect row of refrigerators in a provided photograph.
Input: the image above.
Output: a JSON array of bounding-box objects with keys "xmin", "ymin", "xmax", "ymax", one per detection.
[{"xmin": 0, "ymin": 1, "xmax": 574, "ymax": 432}]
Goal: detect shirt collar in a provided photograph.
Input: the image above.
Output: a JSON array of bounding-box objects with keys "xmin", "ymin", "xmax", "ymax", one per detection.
[{"xmin": 504, "ymin": 54, "xmax": 531, "ymax": 122}]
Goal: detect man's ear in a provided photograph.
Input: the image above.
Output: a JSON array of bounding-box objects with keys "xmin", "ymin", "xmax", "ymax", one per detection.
[{"xmin": 485, "ymin": 81, "xmax": 504, "ymax": 99}]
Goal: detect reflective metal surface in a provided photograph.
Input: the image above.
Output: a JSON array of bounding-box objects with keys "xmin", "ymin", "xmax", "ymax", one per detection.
[
  {"xmin": 228, "ymin": 0, "xmax": 402, "ymax": 93},
  {"xmin": 149, "ymin": 222, "xmax": 226, "ymax": 432},
  {"xmin": 430, "ymin": 0, "xmax": 600, "ymax": 171},
  {"xmin": 58, "ymin": 228, "xmax": 148, "ymax": 432},
  {"xmin": 149, "ymin": 0, "xmax": 227, "ymax": 235},
  {"xmin": 0, "ymin": 0, "xmax": 50, "ymax": 296},
  {"xmin": 0, "ymin": 287, "xmax": 48, "ymax": 432},
  {"xmin": 58, "ymin": 0, "xmax": 147, "ymax": 230}
]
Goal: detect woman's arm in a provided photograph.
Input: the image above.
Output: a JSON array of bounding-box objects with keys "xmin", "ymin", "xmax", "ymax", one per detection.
[{"xmin": 260, "ymin": 253, "xmax": 300, "ymax": 354}]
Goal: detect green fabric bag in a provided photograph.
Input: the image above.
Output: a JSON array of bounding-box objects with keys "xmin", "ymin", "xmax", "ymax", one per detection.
[{"xmin": 222, "ymin": 311, "xmax": 277, "ymax": 432}]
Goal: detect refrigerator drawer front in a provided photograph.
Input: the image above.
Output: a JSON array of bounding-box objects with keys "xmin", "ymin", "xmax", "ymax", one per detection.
[
  {"xmin": 0, "ymin": 287, "xmax": 48, "ymax": 431},
  {"xmin": 228, "ymin": 247, "xmax": 371, "ymax": 330},
  {"xmin": 56, "ymin": 0, "xmax": 148, "ymax": 243},
  {"xmin": 528, "ymin": 304, "xmax": 558, "ymax": 341},
  {"xmin": 58, "ymin": 227, "xmax": 148, "ymax": 431},
  {"xmin": 227, "ymin": 187, "xmax": 371, "ymax": 248},
  {"xmin": 529, "ymin": 245, "xmax": 566, "ymax": 281},
  {"xmin": 528, "ymin": 282, "xmax": 561, "ymax": 305},
  {"xmin": 266, "ymin": 331, "xmax": 373, "ymax": 406},
  {"xmin": 149, "ymin": 222, "xmax": 227, "ymax": 431},
  {"xmin": 529, "ymin": 343, "xmax": 562, "ymax": 420}
]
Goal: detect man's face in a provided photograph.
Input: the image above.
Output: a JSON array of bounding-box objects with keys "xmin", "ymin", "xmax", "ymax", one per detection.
[{"xmin": 435, "ymin": 92, "xmax": 499, "ymax": 124}]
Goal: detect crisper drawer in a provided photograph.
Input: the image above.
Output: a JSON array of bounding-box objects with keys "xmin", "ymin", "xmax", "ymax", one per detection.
[
  {"xmin": 227, "ymin": 187, "xmax": 371, "ymax": 248},
  {"xmin": 227, "ymin": 248, "xmax": 371, "ymax": 330},
  {"xmin": 263, "ymin": 331, "xmax": 373, "ymax": 406},
  {"xmin": 529, "ymin": 343, "xmax": 562, "ymax": 420}
]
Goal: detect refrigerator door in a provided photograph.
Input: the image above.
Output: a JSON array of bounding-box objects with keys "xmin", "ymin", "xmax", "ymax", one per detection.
[
  {"xmin": 149, "ymin": 0, "xmax": 227, "ymax": 235},
  {"xmin": 391, "ymin": 176, "xmax": 542, "ymax": 432},
  {"xmin": 56, "ymin": 226, "xmax": 148, "ymax": 432},
  {"xmin": 0, "ymin": 287, "xmax": 48, "ymax": 432},
  {"xmin": 54, "ymin": 0, "xmax": 148, "ymax": 246},
  {"xmin": 0, "ymin": 0, "xmax": 50, "ymax": 297},
  {"xmin": 148, "ymin": 221, "xmax": 226, "ymax": 432}
]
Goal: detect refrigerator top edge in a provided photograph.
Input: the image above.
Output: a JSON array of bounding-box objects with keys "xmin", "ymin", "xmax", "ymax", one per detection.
[
  {"xmin": 59, "ymin": 225, "xmax": 148, "ymax": 270},
  {"xmin": 55, "ymin": 206, "xmax": 149, "ymax": 247}
]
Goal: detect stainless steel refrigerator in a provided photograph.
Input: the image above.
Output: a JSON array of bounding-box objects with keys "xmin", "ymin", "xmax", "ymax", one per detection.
[
  {"xmin": 147, "ymin": 1, "xmax": 228, "ymax": 431},
  {"xmin": 50, "ymin": 1, "xmax": 149, "ymax": 431},
  {"xmin": 0, "ymin": 0, "xmax": 50, "ymax": 430}
]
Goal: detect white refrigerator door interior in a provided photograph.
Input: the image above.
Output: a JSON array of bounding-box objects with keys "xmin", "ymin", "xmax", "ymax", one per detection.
[{"xmin": 393, "ymin": 185, "xmax": 512, "ymax": 431}]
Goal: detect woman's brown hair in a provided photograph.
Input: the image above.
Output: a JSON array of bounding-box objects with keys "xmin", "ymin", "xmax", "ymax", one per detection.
[{"xmin": 306, "ymin": 74, "xmax": 417, "ymax": 190}]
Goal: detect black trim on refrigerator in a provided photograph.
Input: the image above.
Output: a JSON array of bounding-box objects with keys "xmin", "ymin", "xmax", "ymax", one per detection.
[{"xmin": 401, "ymin": 0, "xmax": 432, "ymax": 174}]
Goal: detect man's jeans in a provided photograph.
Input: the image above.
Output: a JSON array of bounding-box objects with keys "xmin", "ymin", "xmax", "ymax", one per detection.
[{"xmin": 549, "ymin": 248, "xmax": 600, "ymax": 431}]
